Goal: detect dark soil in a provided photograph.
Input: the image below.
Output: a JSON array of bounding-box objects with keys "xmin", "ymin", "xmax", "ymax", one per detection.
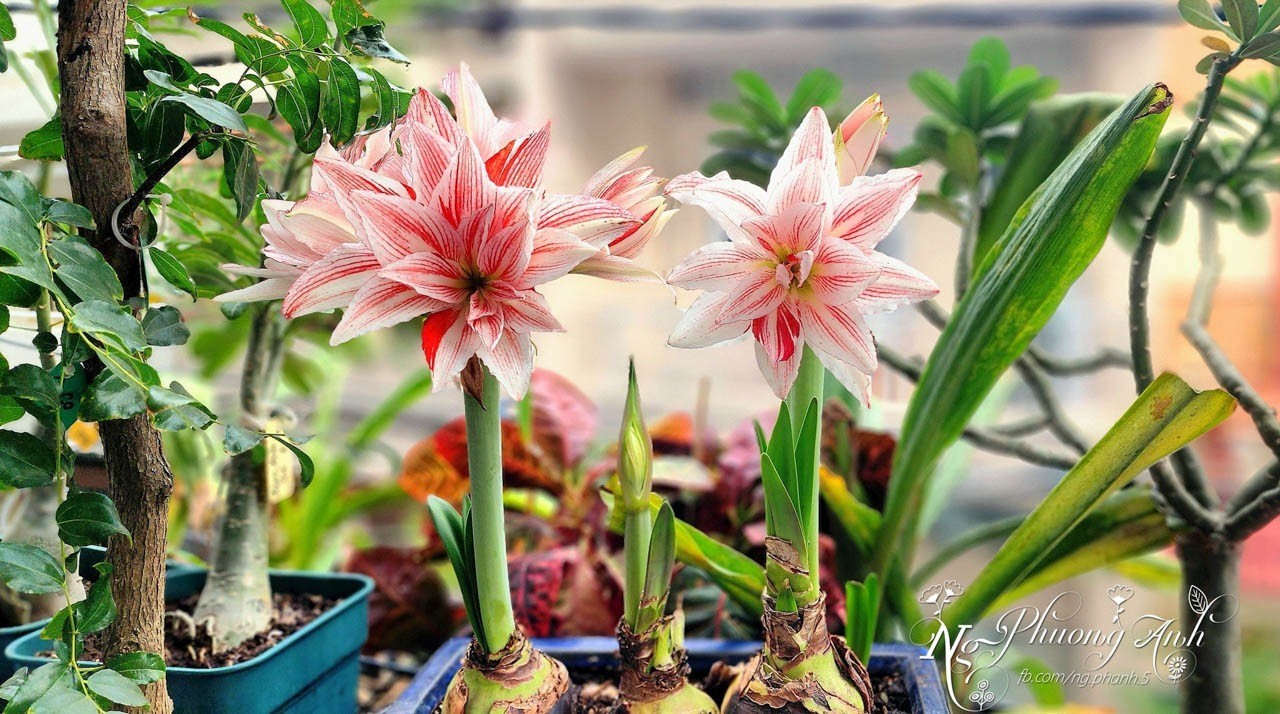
[{"xmin": 84, "ymin": 592, "xmax": 339, "ymax": 669}]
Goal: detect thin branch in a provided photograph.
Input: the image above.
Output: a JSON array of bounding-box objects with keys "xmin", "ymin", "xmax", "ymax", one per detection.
[
  {"xmin": 1024, "ymin": 347, "xmax": 1132, "ymax": 376},
  {"xmin": 878, "ymin": 345, "xmax": 1078, "ymax": 470},
  {"xmin": 990, "ymin": 414, "xmax": 1050, "ymax": 438},
  {"xmin": 1226, "ymin": 482, "xmax": 1280, "ymax": 540},
  {"xmin": 1131, "ymin": 57, "xmax": 1237, "ymax": 393},
  {"xmin": 1149, "ymin": 461, "xmax": 1221, "ymax": 533},
  {"xmin": 115, "ymin": 132, "xmax": 209, "ymax": 242},
  {"xmin": 1225, "ymin": 461, "xmax": 1280, "ymax": 517},
  {"xmin": 1013, "ymin": 360, "xmax": 1088, "ymax": 454}
]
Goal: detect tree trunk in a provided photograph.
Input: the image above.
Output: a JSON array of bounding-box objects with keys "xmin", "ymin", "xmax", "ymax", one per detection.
[
  {"xmin": 57, "ymin": 2, "xmax": 174, "ymax": 712},
  {"xmin": 1176, "ymin": 532, "xmax": 1243, "ymax": 714},
  {"xmin": 194, "ymin": 305, "xmax": 286, "ymax": 650}
]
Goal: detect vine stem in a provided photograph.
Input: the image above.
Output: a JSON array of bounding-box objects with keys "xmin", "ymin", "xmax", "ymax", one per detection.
[{"xmin": 465, "ymin": 360, "xmax": 516, "ymax": 654}]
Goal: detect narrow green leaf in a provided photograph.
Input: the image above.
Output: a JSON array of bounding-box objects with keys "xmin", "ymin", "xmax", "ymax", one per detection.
[
  {"xmin": 942, "ymin": 373, "xmax": 1234, "ymax": 629},
  {"xmin": 148, "ymin": 247, "xmax": 197, "ymax": 300},
  {"xmin": 760, "ymin": 454, "xmax": 807, "ymax": 563},
  {"xmin": 57, "ymin": 491, "xmax": 130, "ymax": 547},
  {"xmin": 221, "ymin": 140, "xmax": 259, "ymax": 222},
  {"xmin": 876, "ymin": 84, "xmax": 1172, "ymax": 578},
  {"xmin": 0, "ymin": 430, "xmax": 56, "ymax": 487},
  {"xmin": 163, "ymin": 94, "xmax": 248, "ymax": 133},
  {"xmin": 1261, "ymin": 0, "xmax": 1280, "ymax": 32},
  {"xmin": 0, "ymin": 543, "xmax": 65, "ymax": 594},
  {"xmin": 785, "ymin": 68, "xmax": 841, "ymax": 124},
  {"xmin": 977, "ymin": 93, "xmax": 1123, "ymax": 267},
  {"xmin": 1243, "ymin": 31, "xmax": 1280, "ymax": 58},
  {"xmin": 640, "ymin": 502, "xmax": 677, "ymax": 611},
  {"xmin": 268, "ymin": 434, "xmax": 314, "ymax": 485},
  {"xmin": 426, "ymin": 496, "xmax": 486, "ymax": 645},
  {"xmin": 909, "ymin": 70, "xmax": 966, "ymax": 125}
]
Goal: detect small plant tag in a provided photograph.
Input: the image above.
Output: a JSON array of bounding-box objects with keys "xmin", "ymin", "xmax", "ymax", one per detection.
[{"xmin": 263, "ymin": 417, "xmax": 297, "ymax": 503}]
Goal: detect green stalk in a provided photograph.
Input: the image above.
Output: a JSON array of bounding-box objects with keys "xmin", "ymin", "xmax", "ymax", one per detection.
[
  {"xmin": 623, "ymin": 509, "xmax": 651, "ymax": 630},
  {"xmin": 786, "ymin": 346, "xmax": 823, "ymax": 584},
  {"xmin": 465, "ymin": 363, "xmax": 516, "ymax": 654}
]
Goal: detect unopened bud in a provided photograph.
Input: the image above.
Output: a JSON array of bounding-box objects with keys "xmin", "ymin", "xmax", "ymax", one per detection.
[{"xmin": 618, "ymin": 358, "xmax": 653, "ymax": 511}]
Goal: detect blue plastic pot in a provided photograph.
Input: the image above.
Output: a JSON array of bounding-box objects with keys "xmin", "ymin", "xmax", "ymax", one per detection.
[
  {"xmin": 6, "ymin": 569, "xmax": 373, "ymax": 714},
  {"xmin": 0, "ymin": 547, "xmax": 196, "ymax": 679},
  {"xmin": 386, "ymin": 636, "xmax": 948, "ymax": 714}
]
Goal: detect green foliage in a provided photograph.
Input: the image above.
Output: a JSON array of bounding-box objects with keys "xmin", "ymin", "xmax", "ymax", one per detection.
[
  {"xmin": 1116, "ymin": 72, "xmax": 1280, "ymax": 244},
  {"xmin": 875, "ymin": 84, "xmax": 1171, "ymax": 582},
  {"xmin": 844, "ymin": 574, "xmax": 880, "ymax": 664},
  {"xmin": 755, "ymin": 398, "xmax": 821, "ymax": 610},
  {"xmin": 1181, "ymin": 0, "xmax": 1280, "ymax": 70},
  {"xmin": 897, "ymin": 37, "xmax": 1057, "ymax": 221},
  {"xmin": 701, "ymin": 69, "xmax": 845, "ymax": 186},
  {"xmin": 942, "ymin": 374, "xmax": 1235, "ymax": 629}
]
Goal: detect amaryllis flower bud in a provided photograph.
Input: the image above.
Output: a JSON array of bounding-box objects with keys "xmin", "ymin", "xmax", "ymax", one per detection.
[
  {"xmin": 835, "ymin": 94, "xmax": 888, "ymax": 184},
  {"xmin": 617, "ymin": 358, "xmax": 653, "ymax": 511}
]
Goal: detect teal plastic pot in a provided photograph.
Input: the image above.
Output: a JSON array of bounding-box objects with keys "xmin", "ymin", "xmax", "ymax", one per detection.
[{"xmin": 6, "ymin": 569, "xmax": 373, "ymax": 714}]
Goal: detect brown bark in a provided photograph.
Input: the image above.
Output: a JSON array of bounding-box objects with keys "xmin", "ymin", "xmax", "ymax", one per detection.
[{"xmin": 57, "ymin": 2, "xmax": 174, "ymax": 712}]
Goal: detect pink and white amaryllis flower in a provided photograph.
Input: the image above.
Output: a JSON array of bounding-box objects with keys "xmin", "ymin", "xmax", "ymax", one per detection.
[
  {"xmin": 218, "ymin": 65, "xmax": 660, "ymax": 399},
  {"xmin": 665, "ymin": 105, "xmax": 938, "ymax": 402}
]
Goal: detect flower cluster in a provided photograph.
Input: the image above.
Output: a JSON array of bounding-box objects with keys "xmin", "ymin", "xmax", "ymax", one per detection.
[
  {"xmin": 664, "ymin": 97, "xmax": 938, "ymax": 401},
  {"xmin": 220, "ymin": 65, "xmax": 669, "ymax": 398}
]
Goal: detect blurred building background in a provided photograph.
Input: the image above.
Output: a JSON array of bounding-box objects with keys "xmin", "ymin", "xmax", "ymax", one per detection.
[{"xmin": 2, "ymin": 1, "xmax": 1278, "ymax": 709}]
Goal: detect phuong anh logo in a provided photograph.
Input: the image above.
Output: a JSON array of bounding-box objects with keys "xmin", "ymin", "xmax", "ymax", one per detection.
[{"xmin": 910, "ymin": 582, "xmax": 1238, "ymax": 711}]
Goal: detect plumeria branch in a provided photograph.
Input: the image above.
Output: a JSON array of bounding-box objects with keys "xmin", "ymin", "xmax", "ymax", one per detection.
[{"xmin": 877, "ymin": 345, "xmax": 1077, "ymax": 470}]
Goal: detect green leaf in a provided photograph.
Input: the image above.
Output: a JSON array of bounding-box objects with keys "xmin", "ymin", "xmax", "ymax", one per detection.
[
  {"xmin": 674, "ymin": 516, "xmax": 763, "ymax": 617},
  {"xmin": 106, "ymin": 652, "xmax": 166, "ymax": 684},
  {"xmin": 147, "ymin": 383, "xmax": 214, "ymax": 431},
  {"xmin": 43, "ymin": 200, "xmax": 93, "ymax": 230},
  {"xmin": 909, "ymin": 70, "xmax": 966, "ymax": 125},
  {"xmin": 321, "ymin": 57, "xmax": 361, "ymax": 146},
  {"xmin": 141, "ymin": 305, "xmax": 190, "ymax": 346},
  {"xmin": 0, "ymin": 543, "xmax": 65, "ymax": 594},
  {"xmin": 760, "ymin": 454, "xmax": 808, "ymax": 569},
  {"xmin": 18, "ymin": 116, "xmax": 64, "ymax": 161},
  {"xmin": 283, "ymin": 0, "xmax": 329, "ymax": 47},
  {"xmin": 875, "ymin": 84, "xmax": 1172, "ymax": 579},
  {"xmin": 638, "ymin": 502, "xmax": 677, "ymax": 625},
  {"xmin": 1180, "ymin": 0, "xmax": 1231, "ymax": 33},
  {"xmin": 148, "ymin": 247, "xmax": 197, "ymax": 300},
  {"xmin": 279, "ymin": 55, "xmax": 323, "ymax": 152},
  {"xmin": 331, "ymin": 0, "xmax": 376, "ymax": 37},
  {"xmin": 268, "ymin": 434, "xmax": 314, "ymax": 485},
  {"xmin": 0, "ymin": 3, "xmax": 14, "ymax": 41},
  {"xmin": 74, "ymin": 567, "xmax": 118, "ymax": 633},
  {"xmin": 221, "ymin": 140, "xmax": 259, "ymax": 222},
  {"xmin": 0, "ymin": 273, "xmax": 41, "ymax": 308},
  {"xmin": 3, "ymin": 661, "xmax": 71, "ymax": 714},
  {"xmin": 844, "ymin": 574, "xmax": 881, "ymax": 663},
  {"xmin": 224, "ymin": 424, "xmax": 265, "ymax": 455},
  {"xmin": 1261, "ymin": 0, "xmax": 1280, "ymax": 33},
  {"xmin": 0, "ymin": 430, "xmax": 56, "ymax": 487},
  {"xmin": 945, "ymin": 128, "xmax": 980, "ymax": 186},
  {"xmin": 162, "ymin": 94, "xmax": 248, "ymax": 133},
  {"xmin": 1243, "ymin": 31, "xmax": 1280, "ymax": 58},
  {"xmin": 977, "ymin": 93, "xmax": 1123, "ymax": 267},
  {"xmin": 732, "ymin": 71, "xmax": 786, "ymax": 130},
  {"xmin": 49, "ymin": 235, "xmax": 124, "ymax": 304},
  {"xmin": 968, "ymin": 37, "xmax": 1011, "ymax": 79},
  {"xmin": 426, "ymin": 496, "xmax": 486, "ymax": 646},
  {"xmin": 989, "ymin": 488, "xmax": 1176, "ymax": 611},
  {"xmin": 69, "ymin": 300, "xmax": 147, "ymax": 352},
  {"xmin": 86, "ymin": 669, "xmax": 148, "ymax": 707},
  {"xmin": 80, "ymin": 370, "xmax": 147, "ymax": 422},
  {"xmin": 942, "ymin": 374, "xmax": 1234, "ymax": 629},
  {"xmin": 784, "ymin": 68, "xmax": 841, "ymax": 124},
  {"xmin": 2, "ymin": 364, "xmax": 60, "ymax": 425},
  {"xmin": 57, "ymin": 491, "xmax": 130, "ymax": 547},
  {"xmin": 1223, "ymin": 0, "xmax": 1259, "ymax": 40},
  {"xmin": 29, "ymin": 685, "xmax": 99, "ymax": 714},
  {"xmin": 956, "ymin": 62, "xmax": 994, "ymax": 128}
]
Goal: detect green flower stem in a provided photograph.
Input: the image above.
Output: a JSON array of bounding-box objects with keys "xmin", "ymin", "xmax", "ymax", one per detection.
[
  {"xmin": 623, "ymin": 507, "xmax": 651, "ymax": 630},
  {"xmin": 786, "ymin": 346, "xmax": 824, "ymax": 580},
  {"xmin": 465, "ymin": 363, "xmax": 516, "ymax": 654}
]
